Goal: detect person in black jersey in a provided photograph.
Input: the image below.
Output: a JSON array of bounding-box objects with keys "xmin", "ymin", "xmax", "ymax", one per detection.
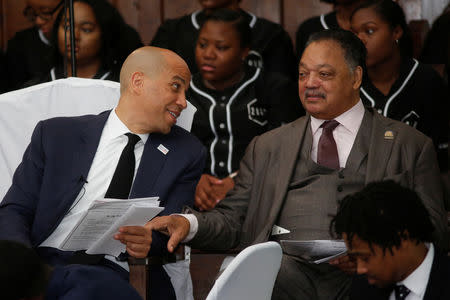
[
  {"xmin": 189, "ymin": 9, "xmax": 304, "ymax": 210},
  {"xmin": 26, "ymin": 0, "xmax": 142, "ymax": 85},
  {"xmin": 151, "ymin": 0, "xmax": 297, "ymax": 80},
  {"xmin": 295, "ymin": 0, "xmax": 366, "ymax": 62},
  {"xmin": 6, "ymin": 0, "xmax": 142, "ymax": 91},
  {"xmin": 350, "ymin": 0, "xmax": 449, "ymax": 171},
  {"xmin": 4, "ymin": 0, "xmax": 63, "ymax": 91}
]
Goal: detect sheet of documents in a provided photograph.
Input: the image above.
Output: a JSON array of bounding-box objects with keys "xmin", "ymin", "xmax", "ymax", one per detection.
[
  {"xmin": 280, "ymin": 240, "xmax": 347, "ymax": 264},
  {"xmin": 60, "ymin": 197, "xmax": 163, "ymax": 257}
]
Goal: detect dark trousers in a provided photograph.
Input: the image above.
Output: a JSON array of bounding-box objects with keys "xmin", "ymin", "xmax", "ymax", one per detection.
[{"xmin": 272, "ymin": 254, "xmax": 351, "ymax": 300}]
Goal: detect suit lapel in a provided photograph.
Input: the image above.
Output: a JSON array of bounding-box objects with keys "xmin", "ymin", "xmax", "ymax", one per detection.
[
  {"xmin": 130, "ymin": 133, "xmax": 169, "ymax": 198},
  {"xmin": 73, "ymin": 112, "xmax": 110, "ymax": 180},
  {"xmin": 365, "ymin": 109, "xmax": 397, "ymax": 183},
  {"xmin": 345, "ymin": 110, "xmax": 372, "ymax": 172}
]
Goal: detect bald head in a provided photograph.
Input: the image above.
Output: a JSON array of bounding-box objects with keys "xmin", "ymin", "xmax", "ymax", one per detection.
[{"xmin": 120, "ymin": 46, "xmax": 189, "ymax": 94}]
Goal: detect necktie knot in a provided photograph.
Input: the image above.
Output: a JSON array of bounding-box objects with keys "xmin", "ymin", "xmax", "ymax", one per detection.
[
  {"xmin": 320, "ymin": 120, "xmax": 340, "ymax": 131},
  {"xmin": 317, "ymin": 120, "xmax": 340, "ymax": 169},
  {"xmin": 394, "ymin": 284, "xmax": 411, "ymax": 300},
  {"xmin": 125, "ymin": 133, "xmax": 140, "ymax": 147}
]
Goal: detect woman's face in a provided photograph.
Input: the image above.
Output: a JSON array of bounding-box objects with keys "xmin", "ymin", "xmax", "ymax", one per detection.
[
  {"xmin": 195, "ymin": 20, "xmax": 248, "ymax": 86},
  {"xmin": 57, "ymin": 1, "xmax": 102, "ymax": 66},
  {"xmin": 350, "ymin": 6, "xmax": 402, "ymax": 68}
]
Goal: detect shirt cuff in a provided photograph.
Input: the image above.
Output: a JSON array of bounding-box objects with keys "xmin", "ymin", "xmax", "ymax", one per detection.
[{"xmin": 173, "ymin": 213, "xmax": 198, "ymax": 243}]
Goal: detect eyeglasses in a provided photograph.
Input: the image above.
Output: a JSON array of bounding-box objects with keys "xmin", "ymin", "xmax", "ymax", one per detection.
[{"xmin": 23, "ymin": 0, "xmax": 63, "ymax": 22}]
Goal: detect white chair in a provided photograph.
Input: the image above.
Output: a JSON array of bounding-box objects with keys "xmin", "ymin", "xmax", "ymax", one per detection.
[
  {"xmin": 206, "ymin": 242, "xmax": 282, "ymax": 300},
  {"xmin": 0, "ymin": 77, "xmax": 196, "ymax": 300}
]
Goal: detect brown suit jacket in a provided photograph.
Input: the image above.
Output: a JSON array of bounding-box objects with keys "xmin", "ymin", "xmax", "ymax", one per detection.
[{"xmin": 190, "ymin": 108, "xmax": 448, "ymax": 250}]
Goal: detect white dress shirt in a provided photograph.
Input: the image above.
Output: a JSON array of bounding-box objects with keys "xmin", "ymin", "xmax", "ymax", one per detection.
[
  {"xmin": 310, "ymin": 100, "xmax": 365, "ymax": 168},
  {"xmin": 182, "ymin": 100, "xmax": 366, "ymax": 241},
  {"xmin": 39, "ymin": 109, "xmax": 148, "ymax": 269},
  {"xmin": 389, "ymin": 243, "xmax": 434, "ymax": 300}
]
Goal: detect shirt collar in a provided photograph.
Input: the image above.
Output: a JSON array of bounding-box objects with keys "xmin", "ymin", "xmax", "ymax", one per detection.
[
  {"xmin": 398, "ymin": 243, "xmax": 434, "ymax": 298},
  {"xmin": 104, "ymin": 109, "xmax": 149, "ymax": 144},
  {"xmin": 310, "ymin": 99, "xmax": 365, "ymax": 135}
]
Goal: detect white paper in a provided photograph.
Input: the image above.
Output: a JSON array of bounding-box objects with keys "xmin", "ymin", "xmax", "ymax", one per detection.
[
  {"xmin": 60, "ymin": 197, "xmax": 162, "ymax": 256},
  {"xmin": 280, "ymin": 240, "xmax": 347, "ymax": 264}
]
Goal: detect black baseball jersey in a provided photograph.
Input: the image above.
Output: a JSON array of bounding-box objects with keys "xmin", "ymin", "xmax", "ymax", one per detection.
[
  {"xmin": 295, "ymin": 12, "xmax": 339, "ymax": 62},
  {"xmin": 360, "ymin": 58, "xmax": 449, "ymax": 171},
  {"xmin": 189, "ymin": 67, "xmax": 304, "ymax": 177},
  {"xmin": 5, "ymin": 27, "xmax": 55, "ymax": 92},
  {"xmin": 151, "ymin": 9, "xmax": 297, "ymax": 80}
]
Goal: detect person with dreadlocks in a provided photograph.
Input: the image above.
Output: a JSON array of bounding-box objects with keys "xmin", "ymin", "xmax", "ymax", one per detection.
[{"xmin": 331, "ymin": 180, "xmax": 450, "ymax": 300}]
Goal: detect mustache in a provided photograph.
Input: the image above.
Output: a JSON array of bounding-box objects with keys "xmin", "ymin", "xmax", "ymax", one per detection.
[{"xmin": 305, "ymin": 89, "xmax": 326, "ymax": 99}]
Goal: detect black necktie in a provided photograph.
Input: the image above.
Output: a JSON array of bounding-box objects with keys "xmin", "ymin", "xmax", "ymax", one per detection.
[
  {"xmin": 394, "ymin": 284, "xmax": 411, "ymax": 300},
  {"xmin": 317, "ymin": 120, "xmax": 340, "ymax": 169},
  {"xmin": 105, "ymin": 133, "xmax": 140, "ymax": 199}
]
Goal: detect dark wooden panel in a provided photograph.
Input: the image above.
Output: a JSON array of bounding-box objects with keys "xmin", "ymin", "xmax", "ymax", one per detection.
[
  {"xmin": 0, "ymin": 0, "xmax": 4, "ymax": 50},
  {"xmin": 114, "ymin": 0, "xmax": 160, "ymax": 45},
  {"xmin": 136, "ymin": 0, "xmax": 161, "ymax": 45},
  {"xmin": 283, "ymin": 0, "xmax": 332, "ymax": 46},
  {"xmin": 163, "ymin": 0, "xmax": 200, "ymax": 20},
  {"xmin": 241, "ymin": 0, "xmax": 281, "ymax": 23},
  {"xmin": 115, "ymin": 0, "xmax": 140, "ymax": 29}
]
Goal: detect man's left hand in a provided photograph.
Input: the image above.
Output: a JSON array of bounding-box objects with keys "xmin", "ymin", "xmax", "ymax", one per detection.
[
  {"xmin": 329, "ymin": 255, "xmax": 356, "ymax": 274},
  {"xmin": 114, "ymin": 225, "xmax": 152, "ymax": 258}
]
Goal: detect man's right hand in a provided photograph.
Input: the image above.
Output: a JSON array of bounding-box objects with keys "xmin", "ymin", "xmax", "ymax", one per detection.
[{"xmin": 146, "ymin": 215, "xmax": 190, "ymax": 253}]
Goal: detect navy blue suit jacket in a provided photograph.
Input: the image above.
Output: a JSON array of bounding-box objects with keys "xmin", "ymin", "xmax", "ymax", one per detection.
[
  {"xmin": 0, "ymin": 110, "xmax": 206, "ymax": 298},
  {"xmin": 350, "ymin": 251, "xmax": 450, "ymax": 300}
]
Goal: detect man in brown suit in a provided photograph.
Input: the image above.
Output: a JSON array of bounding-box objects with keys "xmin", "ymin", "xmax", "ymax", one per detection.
[{"xmin": 148, "ymin": 29, "xmax": 448, "ymax": 300}]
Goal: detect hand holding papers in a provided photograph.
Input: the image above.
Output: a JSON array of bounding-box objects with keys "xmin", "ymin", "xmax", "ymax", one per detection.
[
  {"xmin": 60, "ymin": 197, "xmax": 163, "ymax": 257},
  {"xmin": 280, "ymin": 240, "xmax": 347, "ymax": 264}
]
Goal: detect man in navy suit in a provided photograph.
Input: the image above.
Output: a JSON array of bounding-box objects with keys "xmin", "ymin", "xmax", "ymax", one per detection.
[
  {"xmin": 331, "ymin": 180, "xmax": 450, "ymax": 300},
  {"xmin": 0, "ymin": 46, "xmax": 206, "ymax": 299}
]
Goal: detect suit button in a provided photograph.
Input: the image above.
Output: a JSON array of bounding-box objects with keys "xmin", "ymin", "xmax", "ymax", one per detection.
[
  {"xmin": 338, "ymin": 172, "xmax": 344, "ymax": 179},
  {"xmin": 337, "ymin": 185, "xmax": 343, "ymax": 192}
]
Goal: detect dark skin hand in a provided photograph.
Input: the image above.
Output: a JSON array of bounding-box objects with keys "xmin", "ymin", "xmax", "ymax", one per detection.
[
  {"xmin": 146, "ymin": 215, "xmax": 190, "ymax": 253},
  {"xmin": 329, "ymin": 255, "xmax": 357, "ymax": 274},
  {"xmin": 195, "ymin": 174, "xmax": 235, "ymax": 211},
  {"xmin": 114, "ymin": 224, "xmax": 152, "ymax": 258}
]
